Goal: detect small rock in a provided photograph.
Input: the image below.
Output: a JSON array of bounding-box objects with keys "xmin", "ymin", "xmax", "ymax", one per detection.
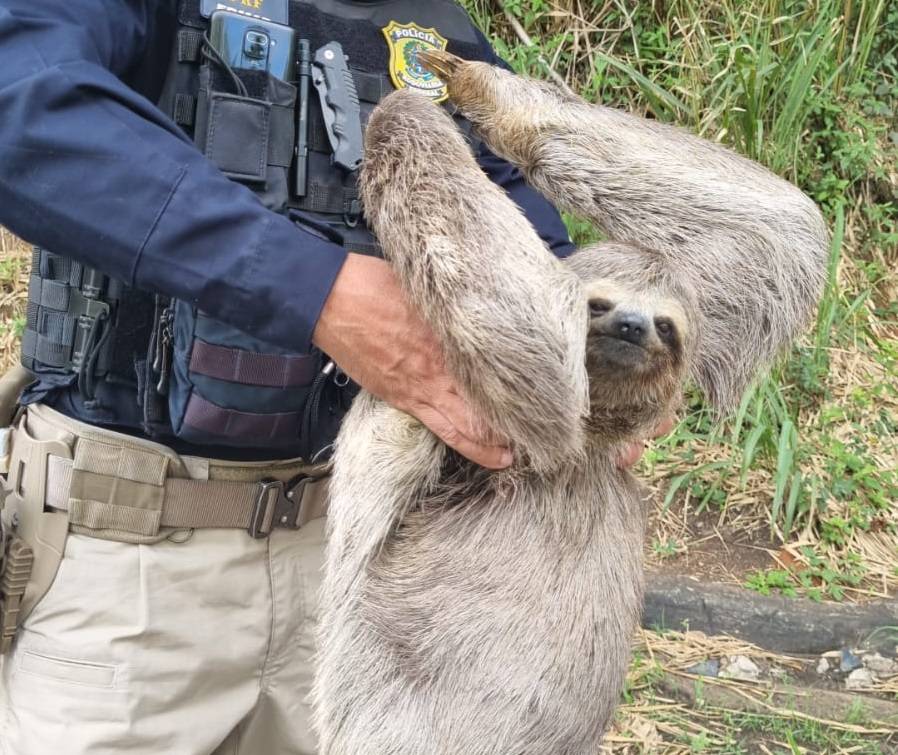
[
  {"xmin": 816, "ymin": 658, "xmax": 830, "ymax": 675},
  {"xmin": 863, "ymin": 653, "xmax": 898, "ymax": 677},
  {"xmin": 846, "ymin": 668, "xmax": 875, "ymax": 691},
  {"xmin": 686, "ymin": 659, "xmax": 720, "ymax": 678},
  {"xmin": 840, "ymin": 648, "xmax": 863, "ymax": 673},
  {"xmin": 720, "ymin": 655, "xmax": 761, "ymax": 682}
]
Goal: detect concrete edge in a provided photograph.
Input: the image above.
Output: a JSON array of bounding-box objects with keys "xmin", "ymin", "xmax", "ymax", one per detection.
[{"xmin": 642, "ymin": 574, "xmax": 898, "ymax": 654}]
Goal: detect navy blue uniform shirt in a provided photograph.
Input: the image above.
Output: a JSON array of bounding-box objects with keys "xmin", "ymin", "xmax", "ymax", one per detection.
[{"xmin": 0, "ymin": 1, "xmax": 574, "ymax": 453}]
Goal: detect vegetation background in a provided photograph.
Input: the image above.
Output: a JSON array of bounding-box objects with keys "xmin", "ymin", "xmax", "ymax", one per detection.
[
  {"xmin": 457, "ymin": 1, "xmax": 897, "ymax": 750},
  {"xmin": 462, "ymin": 0, "xmax": 897, "ymax": 596},
  {"xmin": 1, "ymin": 0, "xmax": 896, "ymax": 751}
]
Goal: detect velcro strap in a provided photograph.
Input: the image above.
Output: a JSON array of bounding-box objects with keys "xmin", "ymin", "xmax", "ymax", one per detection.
[
  {"xmin": 21, "ymin": 328, "xmax": 74, "ymax": 369},
  {"xmin": 268, "ymin": 101, "xmax": 296, "ymax": 168},
  {"xmin": 293, "ymin": 183, "xmax": 358, "ymax": 215},
  {"xmin": 353, "ymin": 71, "xmax": 392, "ymax": 104},
  {"xmin": 203, "ymin": 92, "xmax": 271, "ymax": 182},
  {"xmin": 174, "ymin": 93, "xmax": 197, "ymax": 126},
  {"xmin": 183, "ymin": 394, "xmax": 302, "ymax": 444},
  {"xmin": 189, "ymin": 340, "xmax": 318, "ymax": 388},
  {"xmin": 20, "ymin": 310, "xmax": 78, "ymax": 369},
  {"xmin": 178, "ymin": 28, "xmax": 205, "ymax": 62},
  {"xmin": 344, "ymin": 239, "xmax": 382, "ymax": 257},
  {"xmin": 307, "ymin": 106, "xmax": 333, "ymax": 153}
]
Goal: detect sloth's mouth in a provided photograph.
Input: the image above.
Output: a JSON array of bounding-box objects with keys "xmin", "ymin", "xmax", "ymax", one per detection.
[{"xmin": 592, "ymin": 336, "xmax": 652, "ymax": 371}]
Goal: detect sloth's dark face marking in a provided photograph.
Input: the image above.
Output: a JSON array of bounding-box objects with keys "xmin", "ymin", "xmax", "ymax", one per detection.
[{"xmin": 584, "ymin": 279, "xmax": 689, "ymax": 388}]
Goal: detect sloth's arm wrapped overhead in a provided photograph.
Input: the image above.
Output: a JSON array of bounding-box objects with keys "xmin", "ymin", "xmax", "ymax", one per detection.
[
  {"xmin": 421, "ymin": 52, "xmax": 830, "ymax": 411},
  {"xmin": 360, "ymin": 90, "xmax": 589, "ymax": 471}
]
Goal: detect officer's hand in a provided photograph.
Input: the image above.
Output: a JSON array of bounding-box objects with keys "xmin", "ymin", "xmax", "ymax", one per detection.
[
  {"xmin": 313, "ymin": 254, "xmax": 513, "ymax": 470},
  {"xmin": 615, "ymin": 415, "xmax": 676, "ymax": 469}
]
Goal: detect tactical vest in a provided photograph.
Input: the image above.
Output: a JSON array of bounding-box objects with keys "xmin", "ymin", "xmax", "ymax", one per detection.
[{"xmin": 21, "ymin": 0, "xmax": 490, "ymax": 456}]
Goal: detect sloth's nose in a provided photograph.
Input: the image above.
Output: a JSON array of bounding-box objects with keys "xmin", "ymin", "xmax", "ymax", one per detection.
[{"xmin": 610, "ymin": 312, "xmax": 649, "ymax": 346}]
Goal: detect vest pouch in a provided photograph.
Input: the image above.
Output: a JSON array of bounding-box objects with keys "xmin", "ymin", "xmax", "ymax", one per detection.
[
  {"xmin": 166, "ymin": 300, "xmax": 323, "ymax": 449},
  {"xmin": 194, "ymin": 64, "xmax": 297, "ymax": 212}
]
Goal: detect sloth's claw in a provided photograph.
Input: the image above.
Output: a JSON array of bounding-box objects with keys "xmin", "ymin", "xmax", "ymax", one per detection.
[{"xmin": 418, "ymin": 49, "xmax": 465, "ymax": 83}]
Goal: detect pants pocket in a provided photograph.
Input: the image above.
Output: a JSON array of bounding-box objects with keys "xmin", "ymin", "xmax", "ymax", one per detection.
[{"xmin": 16, "ymin": 649, "xmax": 116, "ymax": 688}]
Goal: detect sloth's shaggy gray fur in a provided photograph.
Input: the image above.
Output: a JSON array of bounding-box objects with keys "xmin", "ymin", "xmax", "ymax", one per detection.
[
  {"xmin": 423, "ymin": 52, "xmax": 829, "ymax": 411},
  {"xmin": 313, "ymin": 54, "xmax": 828, "ymax": 754}
]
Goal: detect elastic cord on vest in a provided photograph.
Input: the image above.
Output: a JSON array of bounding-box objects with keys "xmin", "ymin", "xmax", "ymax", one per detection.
[{"xmin": 200, "ymin": 32, "xmax": 247, "ymax": 97}]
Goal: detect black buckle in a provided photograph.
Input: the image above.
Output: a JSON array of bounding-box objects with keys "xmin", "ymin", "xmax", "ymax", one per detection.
[
  {"xmin": 343, "ymin": 198, "xmax": 361, "ymax": 228},
  {"xmin": 248, "ymin": 475, "xmax": 315, "ymax": 539},
  {"xmin": 68, "ymin": 290, "xmax": 111, "ymax": 372}
]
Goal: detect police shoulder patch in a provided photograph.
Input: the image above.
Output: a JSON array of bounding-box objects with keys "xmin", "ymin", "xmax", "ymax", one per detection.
[{"xmin": 382, "ymin": 21, "xmax": 449, "ymax": 103}]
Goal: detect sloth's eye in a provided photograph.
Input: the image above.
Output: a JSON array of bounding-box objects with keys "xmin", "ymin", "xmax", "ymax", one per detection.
[
  {"xmin": 589, "ymin": 299, "xmax": 613, "ymax": 318},
  {"xmin": 655, "ymin": 318, "xmax": 675, "ymax": 337}
]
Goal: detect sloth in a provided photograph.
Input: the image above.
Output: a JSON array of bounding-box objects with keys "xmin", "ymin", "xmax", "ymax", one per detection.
[{"xmin": 313, "ymin": 52, "xmax": 828, "ymax": 755}]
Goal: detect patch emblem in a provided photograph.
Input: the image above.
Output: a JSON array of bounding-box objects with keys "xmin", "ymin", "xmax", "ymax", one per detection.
[{"xmin": 382, "ymin": 21, "xmax": 449, "ymax": 103}]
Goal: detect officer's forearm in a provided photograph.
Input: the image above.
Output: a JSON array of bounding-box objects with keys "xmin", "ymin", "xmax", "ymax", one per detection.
[{"xmin": 313, "ymin": 254, "xmax": 513, "ymax": 470}]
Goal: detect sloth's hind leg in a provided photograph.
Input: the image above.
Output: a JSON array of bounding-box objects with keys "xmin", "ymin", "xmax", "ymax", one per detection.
[{"xmin": 314, "ymin": 392, "xmax": 446, "ymax": 753}]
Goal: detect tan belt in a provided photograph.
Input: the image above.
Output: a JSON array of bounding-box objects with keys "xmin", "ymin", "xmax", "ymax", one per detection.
[{"xmin": 6, "ymin": 404, "xmax": 329, "ymax": 541}]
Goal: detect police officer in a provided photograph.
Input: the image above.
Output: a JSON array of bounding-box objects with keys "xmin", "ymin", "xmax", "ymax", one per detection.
[{"xmin": 0, "ymin": 1, "xmax": 663, "ymax": 752}]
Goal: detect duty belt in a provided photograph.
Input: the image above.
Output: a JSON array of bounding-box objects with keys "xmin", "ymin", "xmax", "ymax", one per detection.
[
  {"xmin": 4, "ymin": 405, "xmax": 329, "ymax": 541},
  {"xmin": 44, "ymin": 459, "xmax": 328, "ymax": 539}
]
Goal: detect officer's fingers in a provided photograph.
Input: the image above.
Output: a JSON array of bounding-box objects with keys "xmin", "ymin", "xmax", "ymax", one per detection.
[
  {"xmin": 409, "ymin": 403, "xmax": 512, "ymax": 470},
  {"xmin": 429, "ymin": 384, "xmax": 507, "ymax": 448},
  {"xmin": 615, "ymin": 441, "xmax": 645, "ymax": 470},
  {"xmin": 616, "ymin": 415, "xmax": 677, "ymax": 469},
  {"xmin": 652, "ymin": 414, "xmax": 677, "ymax": 439}
]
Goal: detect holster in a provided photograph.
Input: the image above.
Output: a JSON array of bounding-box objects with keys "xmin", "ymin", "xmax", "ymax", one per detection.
[
  {"xmin": 0, "ymin": 365, "xmax": 32, "ymax": 475},
  {"xmin": 0, "ymin": 537, "xmax": 33, "ymax": 654},
  {"xmin": 0, "ymin": 366, "xmax": 46, "ymax": 655}
]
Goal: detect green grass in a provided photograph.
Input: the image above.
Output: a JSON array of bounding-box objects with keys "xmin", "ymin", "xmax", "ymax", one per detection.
[
  {"xmin": 720, "ymin": 710, "xmax": 890, "ymax": 754},
  {"xmin": 463, "ymin": 0, "xmax": 898, "ymax": 598},
  {"xmin": 612, "ymin": 637, "xmax": 896, "ymax": 753}
]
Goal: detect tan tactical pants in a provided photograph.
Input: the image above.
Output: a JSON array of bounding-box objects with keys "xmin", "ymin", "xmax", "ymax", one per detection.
[{"xmin": 0, "ymin": 406, "xmax": 327, "ymax": 755}]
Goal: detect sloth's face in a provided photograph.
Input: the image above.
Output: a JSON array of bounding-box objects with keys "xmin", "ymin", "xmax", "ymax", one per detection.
[
  {"xmin": 584, "ymin": 279, "xmax": 690, "ymax": 379},
  {"xmin": 563, "ymin": 243, "xmax": 698, "ymax": 439}
]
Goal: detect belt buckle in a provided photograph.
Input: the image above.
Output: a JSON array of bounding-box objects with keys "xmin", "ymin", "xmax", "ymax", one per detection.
[{"xmin": 248, "ymin": 475, "xmax": 314, "ymax": 539}]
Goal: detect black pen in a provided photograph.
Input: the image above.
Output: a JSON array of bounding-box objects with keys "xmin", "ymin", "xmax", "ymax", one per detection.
[{"xmin": 295, "ymin": 39, "xmax": 312, "ymax": 198}]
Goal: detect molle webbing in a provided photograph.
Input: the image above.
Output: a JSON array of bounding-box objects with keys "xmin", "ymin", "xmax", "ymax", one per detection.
[
  {"xmin": 141, "ymin": 0, "xmax": 493, "ymax": 450},
  {"xmin": 292, "ymin": 183, "xmax": 360, "ymax": 216},
  {"xmin": 177, "ymin": 27, "xmax": 205, "ymax": 63},
  {"xmin": 21, "ymin": 248, "xmax": 113, "ymax": 372},
  {"xmin": 22, "ymin": 248, "xmax": 152, "ymax": 385},
  {"xmin": 7, "ymin": 404, "xmax": 330, "ymax": 540},
  {"xmin": 20, "ymin": 248, "xmax": 151, "ymax": 388}
]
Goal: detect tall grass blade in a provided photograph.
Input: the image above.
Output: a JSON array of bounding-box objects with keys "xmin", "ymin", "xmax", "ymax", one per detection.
[
  {"xmin": 591, "ymin": 51, "xmax": 689, "ymax": 119},
  {"xmin": 771, "ymin": 419, "xmax": 797, "ymax": 530}
]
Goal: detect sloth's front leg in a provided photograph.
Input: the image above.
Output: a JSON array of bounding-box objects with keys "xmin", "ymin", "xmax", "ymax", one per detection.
[
  {"xmin": 422, "ymin": 50, "xmax": 829, "ymax": 411},
  {"xmin": 359, "ymin": 89, "xmax": 589, "ymax": 471}
]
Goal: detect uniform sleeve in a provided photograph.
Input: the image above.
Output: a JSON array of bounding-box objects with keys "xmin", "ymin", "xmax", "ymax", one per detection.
[
  {"xmin": 472, "ymin": 30, "xmax": 576, "ymax": 259},
  {"xmin": 0, "ymin": 0, "xmax": 346, "ymax": 353}
]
